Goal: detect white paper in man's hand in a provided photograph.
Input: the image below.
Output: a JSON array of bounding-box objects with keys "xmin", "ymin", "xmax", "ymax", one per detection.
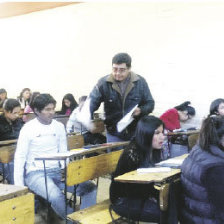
[{"xmin": 117, "ymin": 104, "xmax": 138, "ymax": 132}]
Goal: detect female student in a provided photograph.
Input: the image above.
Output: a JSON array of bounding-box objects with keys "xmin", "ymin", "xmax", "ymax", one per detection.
[
  {"xmin": 160, "ymin": 101, "xmax": 195, "ymax": 132},
  {"xmin": 59, "ymin": 93, "xmax": 78, "ymax": 116},
  {"xmin": 17, "ymin": 88, "xmax": 31, "ymax": 109},
  {"xmin": 110, "ymin": 115, "xmax": 165, "ymax": 222},
  {"xmin": 209, "ymin": 98, "xmax": 224, "ymax": 116},
  {"xmin": 181, "ymin": 115, "xmax": 224, "ymax": 224},
  {"xmin": 23, "ymin": 91, "xmax": 40, "ymax": 122}
]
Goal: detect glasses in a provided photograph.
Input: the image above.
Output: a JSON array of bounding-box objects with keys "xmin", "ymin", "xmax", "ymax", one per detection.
[{"xmin": 112, "ymin": 67, "xmax": 127, "ymax": 73}]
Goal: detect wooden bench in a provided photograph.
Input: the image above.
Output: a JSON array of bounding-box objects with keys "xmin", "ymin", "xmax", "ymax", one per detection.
[{"xmin": 67, "ymin": 149, "xmax": 124, "ymax": 224}]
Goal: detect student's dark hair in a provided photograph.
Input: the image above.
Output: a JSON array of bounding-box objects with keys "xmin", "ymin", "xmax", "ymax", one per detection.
[
  {"xmin": 175, "ymin": 101, "xmax": 195, "ymax": 116},
  {"xmin": 32, "ymin": 94, "xmax": 56, "ymax": 113},
  {"xmin": 112, "ymin": 53, "xmax": 132, "ymax": 68},
  {"xmin": 135, "ymin": 115, "xmax": 164, "ymax": 163},
  {"xmin": 29, "ymin": 92, "xmax": 40, "ymax": 110},
  {"xmin": 61, "ymin": 93, "xmax": 78, "ymax": 114},
  {"xmin": 18, "ymin": 88, "xmax": 31, "ymax": 100},
  {"xmin": 209, "ymin": 98, "xmax": 224, "ymax": 115},
  {"xmin": 199, "ymin": 115, "xmax": 224, "ymax": 152},
  {"xmin": 3, "ymin": 98, "xmax": 21, "ymax": 112}
]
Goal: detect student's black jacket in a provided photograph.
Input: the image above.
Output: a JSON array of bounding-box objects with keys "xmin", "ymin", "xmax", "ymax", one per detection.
[
  {"xmin": 0, "ymin": 115, "xmax": 24, "ymax": 141},
  {"xmin": 110, "ymin": 140, "xmax": 161, "ymax": 204}
]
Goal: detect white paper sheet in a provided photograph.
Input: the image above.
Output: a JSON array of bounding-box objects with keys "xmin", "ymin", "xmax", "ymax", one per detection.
[
  {"xmin": 137, "ymin": 167, "xmax": 171, "ymax": 173},
  {"xmin": 156, "ymin": 158, "xmax": 186, "ymax": 168},
  {"xmin": 117, "ymin": 104, "xmax": 138, "ymax": 132}
]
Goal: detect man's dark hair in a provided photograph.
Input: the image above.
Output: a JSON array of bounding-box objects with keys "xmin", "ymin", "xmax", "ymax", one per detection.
[
  {"xmin": 32, "ymin": 94, "xmax": 56, "ymax": 112},
  {"xmin": 3, "ymin": 98, "xmax": 21, "ymax": 112},
  {"xmin": 112, "ymin": 53, "xmax": 132, "ymax": 68}
]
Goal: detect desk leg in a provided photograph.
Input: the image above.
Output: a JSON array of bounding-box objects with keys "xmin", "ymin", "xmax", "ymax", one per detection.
[
  {"xmin": 43, "ymin": 160, "xmax": 50, "ymax": 224},
  {"xmin": 64, "ymin": 159, "xmax": 67, "ymax": 224},
  {"xmin": 2, "ymin": 163, "xmax": 5, "ymax": 183}
]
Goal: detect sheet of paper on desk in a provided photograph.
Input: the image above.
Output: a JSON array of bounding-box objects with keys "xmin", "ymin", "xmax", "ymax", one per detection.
[
  {"xmin": 117, "ymin": 104, "xmax": 138, "ymax": 132},
  {"xmin": 137, "ymin": 167, "xmax": 171, "ymax": 173},
  {"xmin": 156, "ymin": 158, "xmax": 186, "ymax": 168}
]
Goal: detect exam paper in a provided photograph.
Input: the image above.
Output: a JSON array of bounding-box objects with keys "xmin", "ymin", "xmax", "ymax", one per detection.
[
  {"xmin": 117, "ymin": 104, "xmax": 138, "ymax": 132},
  {"xmin": 156, "ymin": 157, "xmax": 186, "ymax": 168},
  {"xmin": 137, "ymin": 167, "xmax": 171, "ymax": 173}
]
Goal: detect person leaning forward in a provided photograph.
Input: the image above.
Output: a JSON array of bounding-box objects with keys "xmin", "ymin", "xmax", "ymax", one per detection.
[{"xmin": 89, "ymin": 53, "xmax": 155, "ymax": 142}]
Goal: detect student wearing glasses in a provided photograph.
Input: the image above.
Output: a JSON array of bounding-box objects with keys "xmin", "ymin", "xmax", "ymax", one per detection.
[{"xmin": 89, "ymin": 53, "xmax": 155, "ymax": 143}]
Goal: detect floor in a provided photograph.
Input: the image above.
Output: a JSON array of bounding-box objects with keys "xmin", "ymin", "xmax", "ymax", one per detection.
[{"xmin": 34, "ymin": 176, "xmax": 155, "ymax": 224}]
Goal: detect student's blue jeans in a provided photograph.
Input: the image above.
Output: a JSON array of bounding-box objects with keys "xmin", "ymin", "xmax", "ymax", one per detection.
[
  {"xmin": 25, "ymin": 168, "xmax": 97, "ymax": 220},
  {"xmin": 106, "ymin": 133, "xmax": 126, "ymax": 152},
  {"xmin": 0, "ymin": 162, "xmax": 14, "ymax": 184}
]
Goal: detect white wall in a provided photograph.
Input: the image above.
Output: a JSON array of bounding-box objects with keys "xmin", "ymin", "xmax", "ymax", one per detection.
[{"xmin": 0, "ymin": 2, "xmax": 224, "ymax": 126}]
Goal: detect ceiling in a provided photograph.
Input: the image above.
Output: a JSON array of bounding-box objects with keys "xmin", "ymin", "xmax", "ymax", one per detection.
[{"xmin": 0, "ymin": 2, "xmax": 80, "ymax": 19}]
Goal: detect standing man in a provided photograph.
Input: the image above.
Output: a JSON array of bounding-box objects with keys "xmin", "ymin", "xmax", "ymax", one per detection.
[
  {"xmin": 14, "ymin": 94, "xmax": 96, "ymax": 222},
  {"xmin": 89, "ymin": 53, "xmax": 155, "ymax": 142}
]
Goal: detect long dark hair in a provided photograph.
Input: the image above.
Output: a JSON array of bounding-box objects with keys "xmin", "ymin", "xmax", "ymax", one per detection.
[
  {"xmin": 209, "ymin": 98, "xmax": 224, "ymax": 116},
  {"xmin": 60, "ymin": 93, "xmax": 78, "ymax": 114},
  {"xmin": 199, "ymin": 115, "xmax": 224, "ymax": 152},
  {"xmin": 29, "ymin": 92, "xmax": 40, "ymax": 111},
  {"xmin": 175, "ymin": 101, "xmax": 195, "ymax": 116},
  {"xmin": 135, "ymin": 115, "xmax": 164, "ymax": 165}
]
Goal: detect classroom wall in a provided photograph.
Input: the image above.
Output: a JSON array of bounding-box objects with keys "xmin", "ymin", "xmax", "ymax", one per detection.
[{"xmin": 0, "ymin": 2, "xmax": 223, "ymax": 127}]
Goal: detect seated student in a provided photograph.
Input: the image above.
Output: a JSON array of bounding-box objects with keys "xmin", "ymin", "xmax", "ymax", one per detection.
[
  {"xmin": 181, "ymin": 115, "xmax": 224, "ymax": 224},
  {"xmin": 67, "ymin": 95, "xmax": 106, "ymax": 145},
  {"xmin": 0, "ymin": 98, "xmax": 24, "ymax": 141},
  {"xmin": 0, "ymin": 98, "xmax": 24, "ymax": 184},
  {"xmin": 17, "ymin": 88, "xmax": 32, "ymax": 109},
  {"xmin": 160, "ymin": 101, "xmax": 196, "ymax": 158},
  {"xmin": 209, "ymin": 98, "xmax": 224, "ymax": 116},
  {"xmin": 58, "ymin": 93, "xmax": 78, "ymax": 116},
  {"xmin": 23, "ymin": 91, "xmax": 40, "ymax": 122},
  {"xmin": 110, "ymin": 116, "xmax": 165, "ymax": 222},
  {"xmin": 0, "ymin": 88, "xmax": 7, "ymax": 110},
  {"xmin": 160, "ymin": 101, "xmax": 196, "ymax": 132},
  {"xmin": 14, "ymin": 94, "xmax": 97, "ymax": 222}
]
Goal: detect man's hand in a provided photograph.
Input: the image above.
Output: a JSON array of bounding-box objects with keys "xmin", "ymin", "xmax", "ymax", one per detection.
[{"xmin": 132, "ymin": 107, "xmax": 141, "ymax": 117}]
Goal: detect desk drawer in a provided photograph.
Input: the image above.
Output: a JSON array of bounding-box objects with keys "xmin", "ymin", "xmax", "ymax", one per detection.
[{"xmin": 0, "ymin": 192, "xmax": 34, "ymax": 224}]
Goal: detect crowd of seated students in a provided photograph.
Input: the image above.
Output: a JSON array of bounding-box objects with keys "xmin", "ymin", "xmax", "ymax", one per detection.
[{"xmin": 0, "ymin": 84, "xmax": 224, "ymax": 223}]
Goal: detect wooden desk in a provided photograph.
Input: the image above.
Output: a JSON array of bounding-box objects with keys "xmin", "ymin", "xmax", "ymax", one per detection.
[
  {"xmin": 114, "ymin": 168, "xmax": 181, "ymax": 185},
  {"xmin": 166, "ymin": 129, "xmax": 200, "ymax": 137},
  {"xmin": 114, "ymin": 167, "xmax": 181, "ymax": 224},
  {"xmin": 35, "ymin": 141, "xmax": 129, "ymax": 224},
  {"xmin": 0, "ymin": 184, "xmax": 34, "ymax": 224},
  {"xmin": 0, "ymin": 139, "xmax": 17, "ymax": 146},
  {"xmin": 35, "ymin": 141, "xmax": 129, "ymax": 161}
]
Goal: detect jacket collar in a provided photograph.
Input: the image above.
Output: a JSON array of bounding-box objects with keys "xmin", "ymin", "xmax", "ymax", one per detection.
[{"xmin": 106, "ymin": 71, "xmax": 139, "ymax": 83}]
